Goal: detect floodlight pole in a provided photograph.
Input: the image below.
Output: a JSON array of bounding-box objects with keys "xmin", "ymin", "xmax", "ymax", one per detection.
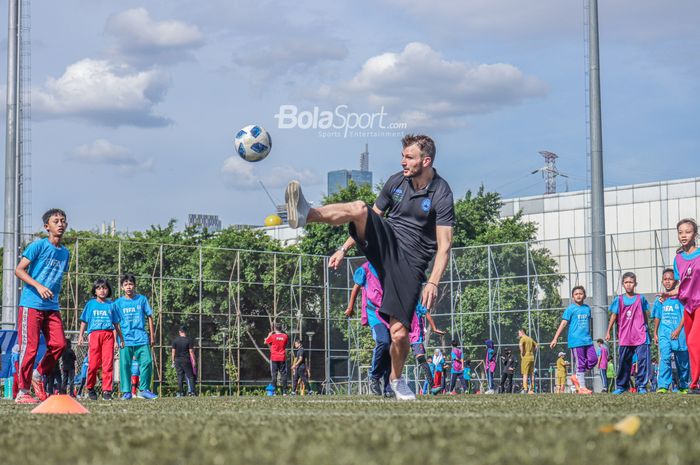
[
  {"xmin": 2, "ymin": 0, "xmax": 20, "ymax": 330},
  {"xmin": 588, "ymin": 0, "xmax": 608, "ymax": 392}
]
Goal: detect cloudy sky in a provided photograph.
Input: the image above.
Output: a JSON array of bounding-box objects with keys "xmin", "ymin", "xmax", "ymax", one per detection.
[{"xmin": 1, "ymin": 0, "xmax": 698, "ymax": 232}]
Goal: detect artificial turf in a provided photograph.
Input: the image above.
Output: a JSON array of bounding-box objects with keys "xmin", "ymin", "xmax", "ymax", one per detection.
[{"xmin": 1, "ymin": 394, "xmax": 699, "ymax": 465}]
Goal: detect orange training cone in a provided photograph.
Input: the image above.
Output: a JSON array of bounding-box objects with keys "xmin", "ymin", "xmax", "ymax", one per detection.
[{"xmin": 31, "ymin": 395, "xmax": 90, "ymax": 415}]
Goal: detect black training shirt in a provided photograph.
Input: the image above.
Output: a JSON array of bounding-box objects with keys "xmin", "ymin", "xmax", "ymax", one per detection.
[
  {"xmin": 295, "ymin": 347, "xmax": 306, "ymax": 365},
  {"xmin": 375, "ymin": 170, "xmax": 455, "ymax": 268},
  {"xmin": 172, "ymin": 336, "xmax": 193, "ymax": 359}
]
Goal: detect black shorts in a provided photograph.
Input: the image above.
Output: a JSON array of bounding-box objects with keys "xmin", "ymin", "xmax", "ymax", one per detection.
[{"xmin": 349, "ymin": 206, "xmax": 425, "ymax": 329}]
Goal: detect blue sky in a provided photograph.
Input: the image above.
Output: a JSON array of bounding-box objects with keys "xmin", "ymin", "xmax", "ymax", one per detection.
[{"xmin": 1, "ymin": 0, "xmax": 698, "ymax": 232}]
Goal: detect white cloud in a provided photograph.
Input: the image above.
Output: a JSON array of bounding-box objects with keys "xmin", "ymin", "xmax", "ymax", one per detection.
[
  {"xmin": 221, "ymin": 156, "xmax": 319, "ymax": 191},
  {"xmin": 315, "ymin": 42, "xmax": 547, "ymax": 128},
  {"xmin": 32, "ymin": 59, "xmax": 172, "ymax": 127},
  {"xmin": 105, "ymin": 8, "xmax": 205, "ymax": 66},
  {"xmin": 67, "ymin": 139, "xmax": 153, "ymax": 173}
]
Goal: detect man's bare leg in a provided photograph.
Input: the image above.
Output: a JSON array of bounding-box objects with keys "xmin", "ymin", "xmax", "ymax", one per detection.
[
  {"xmin": 389, "ymin": 318, "xmax": 410, "ymax": 381},
  {"xmin": 388, "ymin": 318, "xmax": 415, "ymax": 400},
  {"xmin": 308, "ymin": 201, "xmax": 368, "ymax": 240}
]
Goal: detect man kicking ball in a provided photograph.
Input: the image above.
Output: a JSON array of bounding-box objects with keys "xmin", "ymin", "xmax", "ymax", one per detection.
[{"xmin": 286, "ymin": 134, "xmax": 454, "ymax": 400}]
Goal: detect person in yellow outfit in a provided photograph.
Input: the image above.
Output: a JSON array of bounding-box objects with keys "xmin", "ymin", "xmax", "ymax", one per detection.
[
  {"xmin": 518, "ymin": 329, "xmax": 538, "ymax": 393},
  {"xmin": 555, "ymin": 352, "xmax": 570, "ymax": 393}
]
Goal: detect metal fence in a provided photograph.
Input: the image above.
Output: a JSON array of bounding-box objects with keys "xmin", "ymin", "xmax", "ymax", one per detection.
[{"xmin": 0, "ymin": 228, "xmax": 681, "ymax": 394}]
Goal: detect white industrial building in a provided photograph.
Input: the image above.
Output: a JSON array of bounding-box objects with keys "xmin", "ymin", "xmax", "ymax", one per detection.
[{"xmin": 500, "ymin": 177, "xmax": 700, "ymax": 296}]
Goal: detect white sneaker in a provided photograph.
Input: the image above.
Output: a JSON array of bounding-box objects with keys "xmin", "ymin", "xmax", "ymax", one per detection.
[
  {"xmin": 485, "ymin": 389, "xmax": 495, "ymax": 395},
  {"xmin": 285, "ymin": 181, "xmax": 311, "ymax": 229},
  {"xmin": 389, "ymin": 377, "xmax": 416, "ymax": 401}
]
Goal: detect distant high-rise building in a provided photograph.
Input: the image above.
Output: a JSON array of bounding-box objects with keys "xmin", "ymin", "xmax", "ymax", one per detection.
[
  {"xmin": 327, "ymin": 170, "xmax": 373, "ymax": 195},
  {"xmin": 360, "ymin": 143, "xmax": 369, "ymax": 171},
  {"xmin": 327, "ymin": 144, "xmax": 373, "ymax": 195},
  {"xmin": 187, "ymin": 213, "xmax": 222, "ymax": 232}
]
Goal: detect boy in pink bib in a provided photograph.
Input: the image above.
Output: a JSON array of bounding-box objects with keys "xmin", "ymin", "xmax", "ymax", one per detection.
[{"xmin": 606, "ymin": 271, "xmax": 650, "ymax": 394}]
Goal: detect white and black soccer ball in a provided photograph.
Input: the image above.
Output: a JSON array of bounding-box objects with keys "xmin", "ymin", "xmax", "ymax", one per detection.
[{"xmin": 234, "ymin": 125, "xmax": 272, "ymax": 162}]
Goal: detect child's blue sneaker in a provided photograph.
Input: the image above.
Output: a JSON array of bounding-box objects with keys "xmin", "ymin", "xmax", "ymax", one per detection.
[
  {"xmin": 612, "ymin": 388, "xmax": 625, "ymax": 395},
  {"xmin": 122, "ymin": 392, "xmax": 132, "ymax": 400},
  {"xmin": 136, "ymin": 389, "xmax": 158, "ymax": 400},
  {"xmin": 638, "ymin": 388, "xmax": 647, "ymax": 394}
]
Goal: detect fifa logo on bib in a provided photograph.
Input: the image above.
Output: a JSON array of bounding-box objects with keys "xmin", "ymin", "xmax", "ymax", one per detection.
[{"xmin": 625, "ymin": 310, "xmax": 632, "ymax": 319}]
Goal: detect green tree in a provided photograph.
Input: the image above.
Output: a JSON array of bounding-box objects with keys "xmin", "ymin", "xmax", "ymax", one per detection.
[
  {"xmin": 297, "ymin": 181, "xmax": 377, "ymax": 257},
  {"xmin": 450, "ymin": 188, "xmax": 562, "ymax": 368}
]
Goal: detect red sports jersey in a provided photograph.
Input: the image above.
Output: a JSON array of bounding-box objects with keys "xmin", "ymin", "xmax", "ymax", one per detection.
[{"xmin": 265, "ymin": 333, "xmax": 288, "ymax": 362}]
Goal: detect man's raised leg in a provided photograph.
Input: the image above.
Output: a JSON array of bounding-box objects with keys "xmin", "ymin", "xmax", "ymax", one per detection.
[{"xmin": 286, "ymin": 181, "xmax": 368, "ymax": 240}]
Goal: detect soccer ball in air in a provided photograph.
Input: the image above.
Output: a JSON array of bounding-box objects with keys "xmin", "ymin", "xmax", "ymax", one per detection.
[{"xmin": 234, "ymin": 125, "xmax": 272, "ymax": 162}]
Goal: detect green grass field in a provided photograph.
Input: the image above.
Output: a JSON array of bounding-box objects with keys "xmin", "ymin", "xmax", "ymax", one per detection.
[{"xmin": 1, "ymin": 394, "xmax": 699, "ymax": 465}]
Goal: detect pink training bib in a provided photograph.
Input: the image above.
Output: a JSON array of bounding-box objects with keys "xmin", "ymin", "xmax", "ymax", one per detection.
[
  {"xmin": 616, "ymin": 295, "xmax": 647, "ymax": 346},
  {"xmin": 675, "ymin": 253, "xmax": 700, "ymax": 314},
  {"xmin": 360, "ymin": 262, "xmax": 383, "ymax": 326}
]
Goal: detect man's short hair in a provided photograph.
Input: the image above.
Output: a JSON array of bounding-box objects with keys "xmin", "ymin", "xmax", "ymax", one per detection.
[
  {"xmin": 402, "ymin": 134, "xmax": 436, "ymax": 163},
  {"xmin": 42, "ymin": 208, "xmax": 66, "ymax": 225},
  {"xmin": 622, "ymin": 271, "xmax": 637, "ymax": 282},
  {"xmin": 178, "ymin": 326, "xmax": 187, "ymax": 334}
]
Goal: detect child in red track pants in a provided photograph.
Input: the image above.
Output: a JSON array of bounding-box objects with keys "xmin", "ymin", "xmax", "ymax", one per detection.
[
  {"xmin": 14, "ymin": 209, "xmax": 70, "ymax": 404},
  {"xmin": 78, "ymin": 278, "xmax": 124, "ymax": 400},
  {"xmin": 669, "ymin": 219, "xmax": 700, "ymax": 393}
]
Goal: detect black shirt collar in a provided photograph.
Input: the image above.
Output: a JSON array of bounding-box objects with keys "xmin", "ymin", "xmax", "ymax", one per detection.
[{"xmin": 406, "ymin": 168, "xmax": 440, "ymax": 194}]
